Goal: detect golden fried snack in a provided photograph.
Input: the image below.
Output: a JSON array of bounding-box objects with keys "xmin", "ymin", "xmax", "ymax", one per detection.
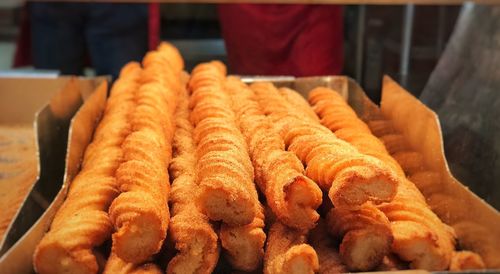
[
  {"xmin": 110, "ymin": 47, "xmax": 182, "ymax": 264},
  {"xmin": 326, "ymin": 203, "xmax": 393, "ymax": 271},
  {"xmin": 251, "ymin": 82, "xmax": 398, "ymax": 208},
  {"xmin": 264, "ymin": 221, "xmax": 319, "ymax": 274},
  {"xmin": 278, "ymin": 87, "xmax": 319, "ymax": 122},
  {"xmin": 34, "ymin": 62, "xmax": 142, "ymax": 274},
  {"xmin": 220, "ymin": 206, "xmax": 266, "ymax": 271},
  {"xmin": 375, "ymin": 254, "xmax": 408, "ymax": 271},
  {"xmin": 167, "ymin": 87, "xmax": 220, "ymax": 274},
  {"xmin": 189, "ymin": 62, "xmax": 259, "ymax": 226},
  {"xmin": 308, "ymin": 220, "xmax": 347, "ymax": 274},
  {"xmin": 309, "ymin": 87, "xmax": 456, "ymax": 270},
  {"xmin": 226, "ymin": 77, "xmax": 322, "ymax": 231},
  {"xmin": 449, "ymin": 251, "xmax": 486, "ymax": 271},
  {"xmin": 103, "ymin": 251, "xmax": 162, "ymax": 274}
]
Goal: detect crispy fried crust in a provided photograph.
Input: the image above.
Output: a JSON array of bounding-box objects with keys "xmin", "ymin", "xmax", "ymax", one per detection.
[
  {"xmin": 33, "ymin": 62, "xmax": 142, "ymax": 274},
  {"xmin": 103, "ymin": 251, "xmax": 162, "ymax": 274},
  {"xmin": 449, "ymin": 251, "xmax": 486, "ymax": 271},
  {"xmin": 189, "ymin": 62, "xmax": 259, "ymax": 226},
  {"xmin": 226, "ymin": 77, "xmax": 322, "ymax": 231},
  {"xmin": 278, "ymin": 87, "xmax": 319, "ymax": 122},
  {"xmin": 220, "ymin": 206, "xmax": 266, "ymax": 271},
  {"xmin": 309, "ymin": 87, "xmax": 456, "ymax": 270},
  {"xmin": 251, "ymin": 82, "xmax": 398, "ymax": 208},
  {"xmin": 109, "ymin": 45, "xmax": 184, "ymax": 264},
  {"xmin": 167, "ymin": 86, "xmax": 220, "ymax": 274},
  {"xmin": 309, "ymin": 220, "xmax": 347, "ymax": 274},
  {"xmin": 264, "ymin": 222, "xmax": 319, "ymax": 274},
  {"xmin": 326, "ymin": 203, "xmax": 392, "ymax": 271}
]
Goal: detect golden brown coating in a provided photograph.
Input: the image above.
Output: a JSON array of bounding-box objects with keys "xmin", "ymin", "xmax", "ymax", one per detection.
[
  {"xmin": 189, "ymin": 62, "xmax": 259, "ymax": 226},
  {"xmin": 167, "ymin": 87, "xmax": 220, "ymax": 274},
  {"xmin": 264, "ymin": 221, "xmax": 319, "ymax": 274},
  {"xmin": 308, "ymin": 220, "xmax": 347, "ymax": 274},
  {"xmin": 110, "ymin": 46, "xmax": 183, "ymax": 264},
  {"xmin": 326, "ymin": 203, "xmax": 393, "ymax": 271},
  {"xmin": 375, "ymin": 254, "xmax": 408, "ymax": 271},
  {"xmin": 34, "ymin": 62, "xmax": 142, "ymax": 274},
  {"xmin": 309, "ymin": 87, "xmax": 456, "ymax": 270},
  {"xmin": 220, "ymin": 206, "xmax": 266, "ymax": 272},
  {"xmin": 449, "ymin": 251, "xmax": 486, "ymax": 271},
  {"xmin": 226, "ymin": 77, "xmax": 322, "ymax": 231},
  {"xmin": 103, "ymin": 251, "xmax": 162, "ymax": 274},
  {"xmin": 251, "ymin": 82, "xmax": 398, "ymax": 208},
  {"xmin": 278, "ymin": 87, "xmax": 319, "ymax": 122}
]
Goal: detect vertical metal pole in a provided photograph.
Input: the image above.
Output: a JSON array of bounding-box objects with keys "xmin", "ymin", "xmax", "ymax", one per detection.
[
  {"xmin": 355, "ymin": 5, "xmax": 366, "ymax": 83},
  {"xmin": 399, "ymin": 4, "xmax": 415, "ymax": 87}
]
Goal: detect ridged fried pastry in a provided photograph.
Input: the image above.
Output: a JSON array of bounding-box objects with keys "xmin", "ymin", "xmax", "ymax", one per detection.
[
  {"xmin": 326, "ymin": 203, "xmax": 392, "ymax": 271},
  {"xmin": 189, "ymin": 62, "xmax": 259, "ymax": 226},
  {"xmin": 449, "ymin": 251, "xmax": 486, "ymax": 271},
  {"xmin": 33, "ymin": 62, "xmax": 142, "ymax": 274},
  {"xmin": 167, "ymin": 86, "xmax": 220, "ymax": 274},
  {"xmin": 251, "ymin": 82, "xmax": 398, "ymax": 208},
  {"xmin": 109, "ymin": 46, "xmax": 183, "ymax": 263},
  {"xmin": 226, "ymin": 77, "xmax": 322, "ymax": 231},
  {"xmin": 308, "ymin": 220, "xmax": 347, "ymax": 274},
  {"xmin": 103, "ymin": 251, "xmax": 162, "ymax": 274},
  {"xmin": 220, "ymin": 206, "xmax": 266, "ymax": 271},
  {"xmin": 278, "ymin": 87, "xmax": 319, "ymax": 122},
  {"xmin": 309, "ymin": 87, "xmax": 456, "ymax": 270},
  {"xmin": 264, "ymin": 222, "xmax": 319, "ymax": 274}
]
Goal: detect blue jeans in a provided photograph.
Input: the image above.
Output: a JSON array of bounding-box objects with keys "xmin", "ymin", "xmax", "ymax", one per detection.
[{"xmin": 30, "ymin": 3, "xmax": 148, "ymax": 79}]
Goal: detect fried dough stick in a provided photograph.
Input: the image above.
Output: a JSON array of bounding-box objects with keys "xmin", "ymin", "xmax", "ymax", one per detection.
[
  {"xmin": 309, "ymin": 87, "xmax": 455, "ymax": 270},
  {"xmin": 326, "ymin": 203, "xmax": 393, "ymax": 271},
  {"xmin": 103, "ymin": 251, "xmax": 162, "ymax": 274},
  {"xmin": 167, "ymin": 87, "xmax": 220, "ymax": 274},
  {"xmin": 308, "ymin": 220, "xmax": 347, "ymax": 274},
  {"xmin": 189, "ymin": 62, "xmax": 259, "ymax": 226},
  {"xmin": 251, "ymin": 82, "xmax": 398, "ymax": 208},
  {"xmin": 225, "ymin": 77, "xmax": 322, "ymax": 231},
  {"xmin": 109, "ymin": 46, "xmax": 183, "ymax": 263},
  {"xmin": 449, "ymin": 251, "xmax": 486, "ymax": 271},
  {"xmin": 219, "ymin": 206, "xmax": 266, "ymax": 271},
  {"xmin": 278, "ymin": 87, "xmax": 319, "ymax": 122},
  {"xmin": 264, "ymin": 222, "xmax": 319, "ymax": 274},
  {"xmin": 33, "ymin": 63, "xmax": 141, "ymax": 274}
]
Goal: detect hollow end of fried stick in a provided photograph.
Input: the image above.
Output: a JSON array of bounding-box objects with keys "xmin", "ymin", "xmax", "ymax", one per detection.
[
  {"xmin": 281, "ymin": 245, "xmax": 319, "ymax": 274},
  {"xmin": 112, "ymin": 211, "xmax": 166, "ymax": 264},
  {"xmin": 198, "ymin": 180, "xmax": 256, "ymax": 226},
  {"xmin": 339, "ymin": 228, "xmax": 392, "ymax": 271},
  {"xmin": 282, "ymin": 175, "xmax": 322, "ymax": 231},
  {"xmin": 329, "ymin": 165, "xmax": 398, "ymax": 207},
  {"xmin": 449, "ymin": 251, "xmax": 486, "ymax": 271},
  {"xmin": 34, "ymin": 242, "xmax": 98, "ymax": 274},
  {"xmin": 167, "ymin": 223, "xmax": 220, "ymax": 274},
  {"xmin": 391, "ymin": 221, "xmax": 450, "ymax": 270}
]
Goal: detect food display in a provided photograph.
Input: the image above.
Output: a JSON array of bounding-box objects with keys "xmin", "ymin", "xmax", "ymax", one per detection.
[{"xmin": 27, "ymin": 43, "xmax": 494, "ymax": 273}]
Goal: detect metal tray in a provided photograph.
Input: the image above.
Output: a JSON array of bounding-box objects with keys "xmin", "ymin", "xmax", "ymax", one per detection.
[
  {"xmin": 1, "ymin": 75, "xmax": 498, "ymax": 273},
  {"xmin": 0, "ymin": 77, "xmax": 107, "ymax": 273}
]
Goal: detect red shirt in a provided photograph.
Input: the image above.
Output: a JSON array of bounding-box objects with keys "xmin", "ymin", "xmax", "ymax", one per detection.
[{"xmin": 218, "ymin": 4, "xmax": 344, "ymax": 77}]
